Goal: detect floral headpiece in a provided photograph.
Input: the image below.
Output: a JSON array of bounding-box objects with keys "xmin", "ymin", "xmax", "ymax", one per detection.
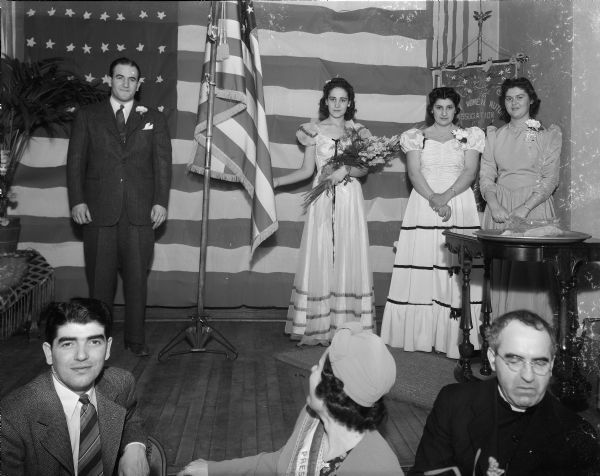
[{"xmin": 324, "ymin": 75, "xmax": 342, "ymax": 87}]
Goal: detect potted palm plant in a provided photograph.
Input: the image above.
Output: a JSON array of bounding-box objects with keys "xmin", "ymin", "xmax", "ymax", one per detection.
[{"xmin": 0, "ymin": 55, "xmax": 105, "ymax": 252}]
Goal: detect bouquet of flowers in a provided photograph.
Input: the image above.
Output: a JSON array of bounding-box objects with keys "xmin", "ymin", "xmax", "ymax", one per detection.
[{"xmin": 302, "ymin": 128, "xmax": 401, "ymax": 212}]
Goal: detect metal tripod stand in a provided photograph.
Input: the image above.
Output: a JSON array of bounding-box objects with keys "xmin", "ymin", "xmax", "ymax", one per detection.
[{"xmin": 157, "ymin": 313, "xmax": 238, "ymax": 362}]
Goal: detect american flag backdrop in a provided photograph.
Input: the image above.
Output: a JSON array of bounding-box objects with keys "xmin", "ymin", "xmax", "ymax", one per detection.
[{"xmin": 8, "ymin": 1, "xmax": 495, "ymax": 309}]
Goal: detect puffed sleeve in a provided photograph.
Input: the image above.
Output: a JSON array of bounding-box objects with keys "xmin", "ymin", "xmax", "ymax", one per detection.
[
  {"xmin": 353, "ymin": 121, "xmax": 372, "ymax": 139},
  {"xmin": 296, "ymin": 122, "xmax": 319, "ymax": 146},
  {"xmin": 465, "ymin": 126, "xmax": 485, "ymax": 153},
  {"xmin": 399, "ymin": 128, "xmax": 425, "ymax": 153},
  {"xmin": 478, "ymin": 125, "xmax": 498, "ymax": 199},
  {"xmin": 531, "ymin": 124, "xmax": 561, "ymax": 201}
]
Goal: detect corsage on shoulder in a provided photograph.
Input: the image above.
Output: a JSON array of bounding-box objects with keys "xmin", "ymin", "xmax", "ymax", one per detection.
[
  {"xmin": 525, "ymin": 118, "xmax": 542, "ymax": 141},
  {"xmin": 451, "ymin": 127, "xmax": 469, "ymax": 150}
]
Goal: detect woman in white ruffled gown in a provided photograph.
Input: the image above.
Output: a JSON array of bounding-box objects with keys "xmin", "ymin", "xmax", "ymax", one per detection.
[
  {"xmin": 381, "ymin": 87, "xmax": 484, "ymax": 359},
  {"xmin": 273, "ymin": 77, "xmax": 375, "ymax": 346}
]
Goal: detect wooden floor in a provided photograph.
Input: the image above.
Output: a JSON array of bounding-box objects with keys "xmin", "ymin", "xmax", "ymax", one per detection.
[{"xmin": 0, "ymin": 318, "xmax": 429, "ymax": 475}]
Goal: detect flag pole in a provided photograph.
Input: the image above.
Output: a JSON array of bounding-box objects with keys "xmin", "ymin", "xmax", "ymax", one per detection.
[
  {"xmin": 158, "ymin": 2, "xmax": 237, "ymax": 361},
  {"xmin": 197, "ymin": 6, "xmax": 218, "ymax": 320}
]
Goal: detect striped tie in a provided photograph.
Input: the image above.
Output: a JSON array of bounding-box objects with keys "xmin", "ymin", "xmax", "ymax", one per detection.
[
  {"xmin": 78, "ymin": 394, "xmax": 103, "ymax": 476},
  {"xmin": 115, "ymin": 104, "xmax": 126, "ymax": 143}
]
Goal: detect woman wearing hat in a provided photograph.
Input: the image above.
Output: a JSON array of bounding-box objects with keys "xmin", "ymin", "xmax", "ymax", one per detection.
[{"xmin": 178, "ymin": 324, "xmax": 403, "ymax": 475}]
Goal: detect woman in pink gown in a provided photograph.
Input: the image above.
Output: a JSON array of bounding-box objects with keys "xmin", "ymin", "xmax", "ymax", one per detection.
[{"xmin": 479, "ymin": 77, "xmax": 562, "ymax": 321}]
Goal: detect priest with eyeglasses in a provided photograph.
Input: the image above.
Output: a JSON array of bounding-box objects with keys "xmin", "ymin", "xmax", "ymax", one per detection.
[{"xmin": 409, "ymin": 309, "xmax": 599, "ymax": 476}]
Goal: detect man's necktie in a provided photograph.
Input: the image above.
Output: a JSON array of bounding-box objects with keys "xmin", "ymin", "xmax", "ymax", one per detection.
[
  {"xmin": 115, "ymin": 104, "xmax": 126, "ymax": 143},
  {"xmin": 78, "ymin": 394, "xmax": 104, "ymax": 476}
]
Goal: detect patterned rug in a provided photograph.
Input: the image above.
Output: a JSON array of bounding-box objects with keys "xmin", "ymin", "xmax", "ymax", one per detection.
[{"xmin": 275, "ymin": 345, "xmax": 486, "ymax": 408}]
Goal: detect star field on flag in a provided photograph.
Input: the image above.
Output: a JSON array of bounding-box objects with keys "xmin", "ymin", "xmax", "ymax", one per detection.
[{"xmin": 23, "ymin": 1, "xmax": 178, "ymax": 134}]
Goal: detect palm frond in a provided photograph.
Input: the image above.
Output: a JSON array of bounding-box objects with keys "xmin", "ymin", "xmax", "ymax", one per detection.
[
  {"xmin": 1, "ymin": 56, "xmax": 106, "ymax": 137},
  {"xmin": 0, "ymin": 55, "xmax": 107, "ymax": 204}
]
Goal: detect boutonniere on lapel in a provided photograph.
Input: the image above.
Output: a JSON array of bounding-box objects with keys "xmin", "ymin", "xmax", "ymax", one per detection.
[
  {"xmin": 525, "ymin": 118, "xmax": 542, "ymax": 142},
  {"xmin": 136, "ymin": 106, "xmax": 153, "ymax": 130},
  {"xmin": 451, "ymin": 127, "xmax": 469, "ymax": 150}
]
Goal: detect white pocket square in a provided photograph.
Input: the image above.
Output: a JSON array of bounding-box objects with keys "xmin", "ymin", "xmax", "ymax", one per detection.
[{"xmin": 142, "ymin": 122, "xmax": 154, "ymax": 130}]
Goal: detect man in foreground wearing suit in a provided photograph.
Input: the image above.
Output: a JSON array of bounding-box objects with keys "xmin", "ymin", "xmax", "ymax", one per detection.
[
  {"xmin": 67, "ymin": 57, "xmax": 172, "ymax": 357},
  {"xmin": 409, "ymin": 309, "xmax": 599, "ymax": 475},
  {"xmin": 0, "ymin": 298, "xmax": 149, "ymax": 476}
]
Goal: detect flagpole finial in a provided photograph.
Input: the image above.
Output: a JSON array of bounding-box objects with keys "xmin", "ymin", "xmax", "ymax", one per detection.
[{"xmin": 207, "ymin": 2, "xmax": 218, "ymax": 43}]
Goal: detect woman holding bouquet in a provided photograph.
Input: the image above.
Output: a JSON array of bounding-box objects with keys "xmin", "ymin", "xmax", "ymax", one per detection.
[
  {"xmin": 273, "ymin": 77, "xmax": 375, "ymax": 346},
  {"xmin": 381, "ymin": 87, "xmax": 485, "ymax": 359},
  {"xmin": 479, "ymin": 77, "xmax": 561, "ymax": 319}
]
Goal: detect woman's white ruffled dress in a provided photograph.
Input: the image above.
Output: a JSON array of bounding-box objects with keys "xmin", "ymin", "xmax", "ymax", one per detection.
[
  {"xmin": 381, "ymin": 127, "xmax": 485, "ymax": 359},
  {"xmin": 285, "ymin": 121, "xmax": 375, "ymax": 345}
]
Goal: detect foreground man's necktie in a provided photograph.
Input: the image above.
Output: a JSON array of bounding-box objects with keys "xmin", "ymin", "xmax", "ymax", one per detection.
[{"xmin": 78, "ymin": 393, "xmax": 104, "ymax": 476}]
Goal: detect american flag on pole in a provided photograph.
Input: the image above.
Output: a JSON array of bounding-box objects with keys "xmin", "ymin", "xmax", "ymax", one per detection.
[{"xmin": 189, "ymin": 0, "xmax": 277, "ymax": 254}]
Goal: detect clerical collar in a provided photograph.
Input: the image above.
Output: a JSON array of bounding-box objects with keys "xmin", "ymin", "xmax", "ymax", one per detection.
[{"xmin": 497, "ymin": 385, "xmax": 540, "ymax": 413}]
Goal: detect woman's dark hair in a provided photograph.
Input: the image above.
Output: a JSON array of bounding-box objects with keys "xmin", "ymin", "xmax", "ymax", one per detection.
[
  {"xmin": 426, "ymin": 87, "xmax": 461, "ymax": 125},
  {"xmin": 318, "ymin": 77, "xmax": 356, "ymax": 121},
  {"xmin": 315, "ymin": 356, "xmax": 386, "ymax": 432},
  {"xmin": 499, "ymin": 77, "xmax": 540, "ymax": 122}
]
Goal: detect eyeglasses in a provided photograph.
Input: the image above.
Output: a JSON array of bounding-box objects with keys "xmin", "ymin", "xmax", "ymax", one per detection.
[{"xmin": 495, "ymin": 353, "xmax": 552, "ymax": 376}]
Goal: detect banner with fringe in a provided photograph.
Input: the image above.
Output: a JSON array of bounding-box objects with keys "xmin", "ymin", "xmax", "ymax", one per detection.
[{"xmin": 438, "ymin": 61, "xmax": 519, "ymax": 128}]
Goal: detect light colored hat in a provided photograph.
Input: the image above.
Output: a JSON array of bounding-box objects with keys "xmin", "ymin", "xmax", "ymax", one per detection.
[{"xmin": 328, "ymin": 322, "xmax": 396, "ymax": 407}]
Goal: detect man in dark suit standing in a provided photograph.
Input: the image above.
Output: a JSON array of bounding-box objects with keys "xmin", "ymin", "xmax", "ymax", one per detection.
[
  {"xmin": 0, "ymin": 298, "xmax": 149, "ymax": 475},
  {"xmin": 409, "ymin": 310, "xmax": 599, "ymax": 476},
  {"xmin": 67, "ymin": 57, "xmax": 172, "ymax": 357}
]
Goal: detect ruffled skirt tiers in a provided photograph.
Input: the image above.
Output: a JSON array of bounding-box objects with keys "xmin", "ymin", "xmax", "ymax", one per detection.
[
  {"xmin": 381, "ymin": 179, "xmax": 483, "ymax": 359},
  {"xmin": 285, "ymin": 179, "xmax": 375, "ymax": 345}
]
